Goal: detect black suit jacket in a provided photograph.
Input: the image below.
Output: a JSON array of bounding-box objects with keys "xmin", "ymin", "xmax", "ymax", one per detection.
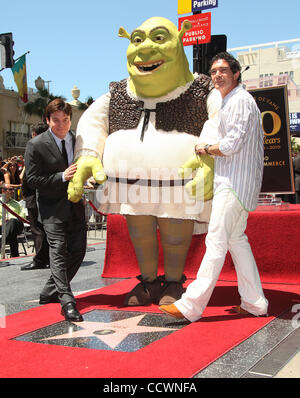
[
  {"xmin": 24, "ymin": 129, "xmax": 85, "ymax": 224},
  {"xmin": 21, "ymin": 172, "xmax": 37, "ymax": 209}
]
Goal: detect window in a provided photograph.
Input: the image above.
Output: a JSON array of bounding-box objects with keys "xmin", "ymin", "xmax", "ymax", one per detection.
[
  {"xmin": 5, "ymin": 122, "xmax": 31, "ymax": 148},
  {"xmin": 278, "ymin": 73, "xmax": 288, "ymax": 85}
]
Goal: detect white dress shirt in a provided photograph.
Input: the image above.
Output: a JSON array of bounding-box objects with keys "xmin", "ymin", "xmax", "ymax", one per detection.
[
  {"xmin": 215, "ymin": 84, "xmax": 264, "ymax": 211},
  {"xmin": 50, "ymin": 129, "xmax": 73, "ymax": 166},
  {"xmin": 49, "ymin": 129, "xmax": 74, "ymax": 182}
]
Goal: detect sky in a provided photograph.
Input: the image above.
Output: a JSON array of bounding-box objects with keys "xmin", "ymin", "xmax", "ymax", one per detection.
[{"xmin": 1, "ymin": 0, "xmax": 300, "ymax": 102}]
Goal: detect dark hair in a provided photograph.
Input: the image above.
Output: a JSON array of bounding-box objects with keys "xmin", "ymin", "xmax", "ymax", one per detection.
[
  {"xmin": 31, "ymin": 122, "xmax": 49, "ymax": 135},
  {"xmin": 44, "ymin": 98, "xmax": 72, "ymax": 122},
  {"xmin": 210, "ymin": 52, "xmax": 242, "ymax": 83}
]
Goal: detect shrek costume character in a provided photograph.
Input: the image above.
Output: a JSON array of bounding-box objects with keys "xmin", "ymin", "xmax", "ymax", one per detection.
[{"xmin": 68, "ymin": 17, "xmax": 219, "ymax": 306}]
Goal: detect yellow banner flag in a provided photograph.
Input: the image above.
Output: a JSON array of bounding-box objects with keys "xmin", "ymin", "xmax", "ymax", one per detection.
[
  {"xmin": 178, "ymin": 0, "xmax": 192, "ymax": 14},
  {"xmin": 11, "ymin": 54, "xmax": 28, "ymax": 103}
]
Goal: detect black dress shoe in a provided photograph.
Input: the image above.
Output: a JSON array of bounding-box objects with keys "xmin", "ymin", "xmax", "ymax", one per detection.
[
  {"xmin": 39, "ymin": 294, "xmax": 60, "ymax": 304},
  {"xmin": 21, "ymin": 262, "xmax": 50, "ymax": 271},
  {"xmin": 61, "ymin": 303, "xmax": 83, "ymax": 322}
]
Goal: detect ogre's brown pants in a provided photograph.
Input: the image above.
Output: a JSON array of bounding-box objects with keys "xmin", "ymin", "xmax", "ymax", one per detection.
[{"xmin": 126, "ymin": 215, "xmax": 194, "ymax": 282}]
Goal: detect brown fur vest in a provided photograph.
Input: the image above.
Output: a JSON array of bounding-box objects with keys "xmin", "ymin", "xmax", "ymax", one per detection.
[{"xmin": 108, "ymin": 74, "xmax": 213, "ymax": 137}]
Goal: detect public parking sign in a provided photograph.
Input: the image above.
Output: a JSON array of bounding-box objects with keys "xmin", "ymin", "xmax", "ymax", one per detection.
[
  {"xmin": 178, "ymin": 0, "xmax": 218, "ymax": 14},
  {"xmin": 192, "ymin": 0, "xmax": 218, "ymax": 12},
  {"xmin": 178, "ymin": 12, "xmax": 211, "ymax": 46}
]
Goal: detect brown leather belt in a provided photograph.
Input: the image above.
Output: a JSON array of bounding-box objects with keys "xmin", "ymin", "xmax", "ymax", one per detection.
[{"xmin": 107, "ymin": 176, "xmax": 191, "ymax": 187}]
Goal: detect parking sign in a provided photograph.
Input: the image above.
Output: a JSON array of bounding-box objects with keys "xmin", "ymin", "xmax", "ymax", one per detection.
[{"xmin": 178, "ymin": 13, "xmax": 211, "ymax": 46}]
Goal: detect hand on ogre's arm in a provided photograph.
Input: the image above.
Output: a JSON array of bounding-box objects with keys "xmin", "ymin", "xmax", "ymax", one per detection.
[
  {"xmin": 63, "ymin": 163, "xmax": 78, "ymax": 181},
  {"xmin": 68, "ymin": 155, "xmax": 107, "ymax": 203}
]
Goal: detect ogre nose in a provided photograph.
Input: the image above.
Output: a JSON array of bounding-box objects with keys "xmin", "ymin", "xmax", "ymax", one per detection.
[{"xmin": 136, "ymin": 38, "xmax": 157, "ymax": 55}]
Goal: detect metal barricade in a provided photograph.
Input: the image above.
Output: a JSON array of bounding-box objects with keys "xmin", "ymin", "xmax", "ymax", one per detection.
[
  {"xmin": 1, "ymin": 193, "xmax": 7, "ymax": 259},
  {"xmin": 84, "ymin": 188, "xmax": 106, "ymax": 240},
  {"xmin": 0, "ymin": 187, "xmax": 32, "ymax": 261}
]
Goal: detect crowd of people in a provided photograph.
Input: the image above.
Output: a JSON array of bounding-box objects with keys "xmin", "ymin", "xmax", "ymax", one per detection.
[{"xmin": 0, "ymin": 154, "xmax": 26, "ymax": 257}]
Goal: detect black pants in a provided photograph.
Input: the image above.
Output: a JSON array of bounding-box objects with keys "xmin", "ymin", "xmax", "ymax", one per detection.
[
  {"xmin": 0, "ymin": 218, "xmax": 24, "ymax": 257},
  {"xmin": 40, "ymin": 213, "xmax": 87, "ymax": 308},
  {"xmin": 27, "ymin": 207, "xmax": 49, "ymax": 266}
]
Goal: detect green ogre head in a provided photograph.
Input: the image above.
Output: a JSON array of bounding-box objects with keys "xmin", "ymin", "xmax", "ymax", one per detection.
[{"xmin": 119, "ymin": 16, "xmax": 194, "ymax": 98}]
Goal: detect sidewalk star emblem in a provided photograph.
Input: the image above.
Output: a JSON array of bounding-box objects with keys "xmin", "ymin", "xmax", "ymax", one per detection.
[
  {"xmin": 14, "ymin": 310, "xmax": 186, "ymax": 352},
  {"xmin": 41, "ymin": 312, "xmax": 181, "ymax": 350}
]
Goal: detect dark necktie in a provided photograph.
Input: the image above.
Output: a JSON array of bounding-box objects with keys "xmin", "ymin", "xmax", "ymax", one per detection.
[{"xmin": 61, "ymin": 139, "xmax": 69, "ymax": 167}]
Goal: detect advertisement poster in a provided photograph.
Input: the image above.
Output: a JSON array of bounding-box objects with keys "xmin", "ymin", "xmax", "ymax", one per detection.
[
  {"xmin": 289, "ymin": 112, "xmax": 300, "ymax": 135},
  {"xmin": 249, "ymin": 86, "xmax": 295, "ymax": 193}
]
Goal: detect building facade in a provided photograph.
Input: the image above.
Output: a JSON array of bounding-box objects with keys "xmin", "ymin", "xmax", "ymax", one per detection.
[
  {"xmin": 0, "ymin": 76, "xmax": 85, "ymax": 160},
  {"xmin": 229, "ymin": 38, "xmax": 300, "ymax": 137}
]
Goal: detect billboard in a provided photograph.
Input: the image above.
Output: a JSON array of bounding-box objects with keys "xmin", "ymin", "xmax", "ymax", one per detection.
[
  {"xmin": 289, "ymin": 112, "xmax": 300, "ymax": 134},
  {"xmin": 250, "ymin": 86, "xmax": 295, "ymax": 194}
]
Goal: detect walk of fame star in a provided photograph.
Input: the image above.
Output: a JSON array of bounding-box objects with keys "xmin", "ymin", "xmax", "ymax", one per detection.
[
  {"xmin": 14, "ymin": 310, "xmax": 186, "ymax": 352},
  {"xmin": 44, "ymin": 314, "xmax": 178, "ymax": 349}
]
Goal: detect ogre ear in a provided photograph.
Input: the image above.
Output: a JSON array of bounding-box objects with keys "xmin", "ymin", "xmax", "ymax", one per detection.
[
  {"xmin": 118, "ymin": 27, "xmax": 131, "ymax": 40},
  {"xmin": 179, "ymin": 20, "xmax": 192, "ymax": 39}
]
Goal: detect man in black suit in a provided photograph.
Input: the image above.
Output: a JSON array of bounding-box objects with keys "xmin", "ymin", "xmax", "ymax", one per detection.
[{"xmin": 24, "ymin": 99, "xmax": 87, "ymax": 322}]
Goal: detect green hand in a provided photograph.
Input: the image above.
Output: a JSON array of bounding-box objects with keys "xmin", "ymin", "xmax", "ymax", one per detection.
[
  {"xmin": 179, "ymin": 154, "xmax": 214, "ymax": 201},
  {"xmin": 68, "ymin": 155, "xmax": 107, "ymax": 203}
]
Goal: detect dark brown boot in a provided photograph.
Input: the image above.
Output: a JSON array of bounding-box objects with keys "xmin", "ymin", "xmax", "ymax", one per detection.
[
  {"xmin": 158, "ymin": 275, "xmax": 187, "ymax": 306},
  {"xmin": 124, "ymin": 275, "xmax": 162, "ymax": 306}
]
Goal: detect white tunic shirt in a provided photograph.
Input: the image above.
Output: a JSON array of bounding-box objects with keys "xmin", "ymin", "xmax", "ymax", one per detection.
[
  {"xmin": 74, "ymin": 78, "xmax": 220, "ymax": 230},
  {"xmin": 215, "ymin": 84, "xmax": 264, "ymax": 211}
]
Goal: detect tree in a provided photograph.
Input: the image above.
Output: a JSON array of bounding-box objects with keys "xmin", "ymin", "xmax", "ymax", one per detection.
[
  {"xmin": 23, "ymin": 87, "xmax": 65, "ymax": 121},
  {"xmin": 78, "ymin": 96, "xmax": 95, "ymax": 110}
]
